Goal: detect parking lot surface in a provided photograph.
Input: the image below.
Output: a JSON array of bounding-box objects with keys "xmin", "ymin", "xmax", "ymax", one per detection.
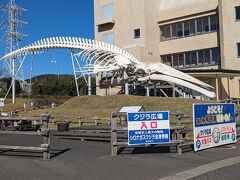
[{"xmin": 0, "ymin": 135, "xmax": 239, "ymax": 180}]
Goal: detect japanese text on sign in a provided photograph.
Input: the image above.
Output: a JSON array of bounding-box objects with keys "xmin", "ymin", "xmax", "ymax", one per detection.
[
  {"xmin": 193, "ymin": 103, "xmax": 237, "ymax": 152},
  {"xmin": 128, "ymin": 111, "xmax": 170, "ymax": 145}
]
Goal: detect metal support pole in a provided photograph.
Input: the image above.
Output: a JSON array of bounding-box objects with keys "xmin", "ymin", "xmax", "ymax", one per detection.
[
  {"xmin": 5, "ymin": 54, "xmax": 27, "ymax": 102},
  {"xmin": 12, "ymin": 58, "xmax": 15, "ymax": 103},
  {"xmin": 87, "ymin": 56, "xmax": 92, "ymax": 96},
  {"xmin": 183, "ymin": 92, "xmax": 186, "ymax": 98},
  {"xmin": 88, "ymin": 75, "xmax": 92, "ymax": 96},
  {"xmin": 28, "ymin": 54, "xmax": 34, "ymax": 107},
  {"xmin": 172, "ymin": 84, "xmax": 176, "ymax": 97},
  {"xmin": 109, "ymin": 86, "xmax": 112, "ymax": 96},
  {"xmin": 154, "ymin": 84, "xmax": 157, "ymax": 96},
  {"xmin": 125, "ymin": 81, "xmax": 129, "ymax": 95},
  {"xmin": 70, "ymin": 50, "xmax": 80, "ymax": 96},
  {"xmin": 133, "ymin": 82, "xmax": 136, "ymax": 90},
  {"xmin": 146, "ymin": 85, "xmax": 150, "ymax": 97}
]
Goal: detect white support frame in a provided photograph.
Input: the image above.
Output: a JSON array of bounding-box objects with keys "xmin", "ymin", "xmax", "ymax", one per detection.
[
  {"xmin": 0, "ymin": 36, "xmax": 216, "ymax": 101},
  {"xmin": 70, "ymin": 49, "xmax": 80, "ymax": 97}
]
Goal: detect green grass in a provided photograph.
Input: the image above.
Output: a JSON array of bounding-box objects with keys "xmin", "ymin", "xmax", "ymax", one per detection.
[
  {"xmin": 21, "ymin": 95, "xmax": 211, "ymax": 118},
  {"xmin": 1, "ymin": 96, "xmax": 71, "ymax": 113},
  {"xmin": 1, "ymin": 98, "xmax": 28, "ymax": 112},
  {"xmin": 4, "ymin": 95, "xmax": 239, "ymax": 137}
]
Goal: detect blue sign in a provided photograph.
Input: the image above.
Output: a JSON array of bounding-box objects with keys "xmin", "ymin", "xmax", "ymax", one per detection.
[
  {"xmin": 128, "ymin": 111, "xmax": 170, "ymax": 145},
  {"xmin": 194, "ymin": 104, "xmax": 236, "ymax": 127},
  {"xmin": 193, "ymin": 103, "xmax": 237, "ymax": 151}
]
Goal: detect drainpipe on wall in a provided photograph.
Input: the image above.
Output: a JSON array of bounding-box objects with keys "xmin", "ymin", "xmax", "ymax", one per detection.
[
  {"xmin": 227, "ymin": 77, "xmax": 231, "ymax": 99},
  {"xmin": 215, "ymin": 77, "xmax": 219, "ymax": 101}
]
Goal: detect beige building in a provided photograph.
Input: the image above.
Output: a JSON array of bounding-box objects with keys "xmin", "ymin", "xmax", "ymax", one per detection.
[{"xmin": 94, "ymin": 0, "xmax": 240, "ymax": 101}]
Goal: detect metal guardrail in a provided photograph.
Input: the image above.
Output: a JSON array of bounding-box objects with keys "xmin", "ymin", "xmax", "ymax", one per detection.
[{"xmin": 0, "ymin": 113, "xmax": 51, "ymax": 160}]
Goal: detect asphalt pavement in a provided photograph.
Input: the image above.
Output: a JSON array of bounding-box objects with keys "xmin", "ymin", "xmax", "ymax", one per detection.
[{"xmin": 0, "ymin": 134, "xmax": 239, "ymax": 180}]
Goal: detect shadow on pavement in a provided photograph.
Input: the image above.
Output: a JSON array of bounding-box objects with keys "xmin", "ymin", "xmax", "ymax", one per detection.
[
  {"xmin": 118, "ymin": 146, "xmax": 171, "ymax": 155},
  {"xmin": 0, "ymin": 148, "xmax": 71, "ymax": 159},
  {"xmin": 50, "ymin": 148, "xmax": 71, "ymax": 158}
]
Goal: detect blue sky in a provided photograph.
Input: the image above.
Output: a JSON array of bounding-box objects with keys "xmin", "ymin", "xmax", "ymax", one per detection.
[{"xmin": 0, "ymin": 0, "xmax": 94, "ymax": 78}]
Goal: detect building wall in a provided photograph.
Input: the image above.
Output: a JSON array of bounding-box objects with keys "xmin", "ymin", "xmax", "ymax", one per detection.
[
  {"xmin": 218, "ymin": 0, "xmax": 240, "ymax": 98},
  {"xmin": 140, "ymin": 0, "xmax": 161, "ymax": 63},
  {"xmin": 94, "ymin": 0, "xmax": 161, "ymax": 95},
  {"xmin": 94, "ymin": 0, "xmax": 240, "ymax": 99},
  {"xmin": 94, "ymin": 0, "xmax": 146, "ymax": 60},
  {"xmin": 231, "ymin": 77, "xmax": 240, "ymax": 97},
  {"xmin": 158, "ymin": 0, "xmax": 218, "ymax": 22},
  {"xmin": 94, "ymin": 0, "xmax": 161, "ymax": 63},
  {"xmin": 219, "ymin": 0, "xmax": 240, "ymax": 70},
  {"xmin": 159, "ymin": 33, "xmax": 218, "ymax": 55}
]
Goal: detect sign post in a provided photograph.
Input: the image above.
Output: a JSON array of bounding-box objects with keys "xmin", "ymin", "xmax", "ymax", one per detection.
[
  {"xmin": 193, "ymin": 103, "xmax": 237, "ymax": 151},
  {"xmin": 128, "ymin": 111, "xmax": 170, "ymax": 145}
]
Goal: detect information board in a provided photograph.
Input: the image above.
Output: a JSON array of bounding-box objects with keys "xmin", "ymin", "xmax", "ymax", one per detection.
[
  {"xmin": 193, "ymin": 103, "xmax": 237, "ymax": 151},
  {"xmin": 128, "ymin": 111, "xmax": 170, "ymax": 145},
  {"xmin": 0, "ymin": 98, "xmax": 4, "ymax": 107},
  {"xmin": 119, "ymin": 106, "xmax": 144, "ymax": 113}
]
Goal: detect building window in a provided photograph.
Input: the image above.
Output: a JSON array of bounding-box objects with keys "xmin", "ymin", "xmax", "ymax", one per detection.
[
  {"xmin": 212, "ymin": 48, "xmax": 220, "ymax": 63},
  {"xmin": 161, "ymin": 47, "xmax": 220, "ymax": 68},
  {"xmin": 161, "ymin": 25, "xmax": 170, "ymax": 40},
  {"xmin": 102, "ymin": 33, "xmax": 114, "ymax": 44},
  {"xmin": 177, "ymin": 22, "xmax": 183, "ymax": 37},
  {"xmin": 204, "ymin": 49, "xmax": 211, "ymax": 64},
  {"xmin": 237, "ymin": 43, "xmax": 240, "ymax": 57},
  {"xmin": 203, "ymin": 16, "xmax": 209, "ymax": 32},
  {"xmin": 185, "ymin": 52, "xmax": 191, "ymax": 66},
  {"xmin": 190, "ymin": 20, "xmax": 196, "ymax": 35},
  {"xmin": 172, "ymin": 55, "xmax": 178, "ymax": 67},
  {"xmin": 184, "ymin": 21, "xmax": 190, "ymax": 36},
  {"xmin": 162, "ymin": 55, "xmax": 172, "ymax": 66},
  {"xmin": 235, "ymin": 6, "xmax": 240, "ymax": 20},
  {"xmin": 160, "ymin": 27, "xmax": 165, "ymax": 40},
  {"xmin": 172, "ymin": 24, "xmax": 177, "ymax": 38},
  {"xmin": 210, "ymin": 15, "xmax": 218, "ymax": 31},
  {"xmin": 198, "ymin": 50, "xmax": 204, "ymax": 64},
  {"xmin": 197, "ymin": 18, "xmax": 203, "ymax": 33},
  {"xmin": 134, "ymin": 28, "xmax": 141, "ymax": 39},
  {"xmin": 160, "ymin": 15, "xmax": 218, "ymax": 41},
  {"xmin": 101, "ymin": 3, "xmax": 113, "ymax": 20},
  {"xmin": 191, "ymin": 51, "xmax": 197, "ymax": 65},
  {"xmin": 179, "ymin": 54, "xmax": 184, "ymax": 67}
]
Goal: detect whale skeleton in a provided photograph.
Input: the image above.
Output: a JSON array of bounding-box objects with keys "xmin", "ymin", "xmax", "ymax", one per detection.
[{"xmin": 1, "ymin": 36, "xmax": 215, "ymax": 98}]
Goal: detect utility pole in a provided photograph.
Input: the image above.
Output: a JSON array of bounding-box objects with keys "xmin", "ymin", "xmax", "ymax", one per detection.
[{"xmin": 1, "ymin": 0, "xmax": 28, "ymax": 103}]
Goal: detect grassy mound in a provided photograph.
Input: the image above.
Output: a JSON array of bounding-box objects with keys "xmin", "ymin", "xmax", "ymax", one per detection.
[{"xmin": 22, "ymin": 95, "xmax": 210, "ymax": 118}]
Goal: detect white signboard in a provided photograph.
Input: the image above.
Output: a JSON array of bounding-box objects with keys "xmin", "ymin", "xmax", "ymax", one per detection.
[
  {"xmin": 128, "ymin": 111, "xmax": 170, "ymax": 145},
  {"xmin": 119, "ymin": 106, "xmax": 143, "ymax": 113},
  {"xmin": 0, "ymin": 98, "xmax": 4, "ymax": 107},
  {"xmin": 193, "ymin": 103, "xmax": 237, "ymax": 151}
]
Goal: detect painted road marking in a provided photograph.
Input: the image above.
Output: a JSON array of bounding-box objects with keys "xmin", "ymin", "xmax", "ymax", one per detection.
[
  {"xmin": 215, "ymin": 145, "xmax": 236, "ymax": 150},
  {"xmin": 159, "ymin": 156, "xmax": 240, "ymax": 180}
]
